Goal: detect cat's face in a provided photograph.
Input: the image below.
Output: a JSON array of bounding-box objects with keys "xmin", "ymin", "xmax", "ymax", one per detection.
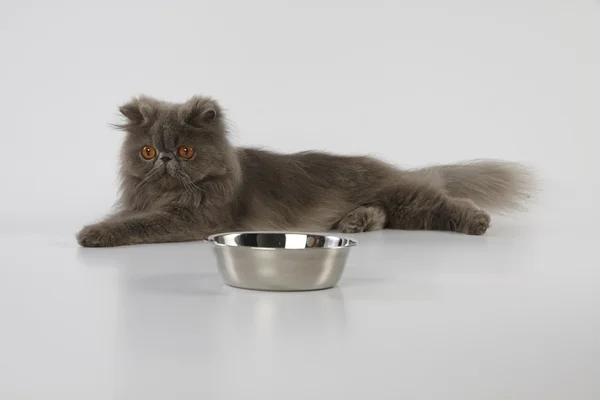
[{"xmin": 117, "ymin": 96, "xmax": 231, "ymax": 190}]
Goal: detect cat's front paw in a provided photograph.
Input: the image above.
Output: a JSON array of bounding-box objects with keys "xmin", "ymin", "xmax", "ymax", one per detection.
[{"xmin": 76, "ymin": 224, "xmax": 118, "ymax": 247}]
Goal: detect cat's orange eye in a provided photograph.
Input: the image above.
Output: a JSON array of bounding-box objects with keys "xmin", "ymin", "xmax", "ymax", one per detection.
[
  {"xmin": 141, "ymin": 145, "xmax": 156, "ymax": 160},
  {"xmin": 178, "ymin": 146, "xmax": 194, "ymax": 160}
]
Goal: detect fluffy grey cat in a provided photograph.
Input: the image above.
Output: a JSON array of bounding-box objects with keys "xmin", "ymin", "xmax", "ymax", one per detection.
[{"xmin": 76, "ymin": 95, "xmax": 534, "ymax": 247}]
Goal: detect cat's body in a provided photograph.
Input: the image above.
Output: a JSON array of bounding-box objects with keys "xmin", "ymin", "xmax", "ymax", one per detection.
[{"xmin": 76, "ymin": 95, "xmax": 535, "ymax": 247}]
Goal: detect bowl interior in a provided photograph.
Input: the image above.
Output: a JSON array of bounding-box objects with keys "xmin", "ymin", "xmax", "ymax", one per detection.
[{"xmin": 210, "ymin": 232, "xmax": 357, "ymax": 250}]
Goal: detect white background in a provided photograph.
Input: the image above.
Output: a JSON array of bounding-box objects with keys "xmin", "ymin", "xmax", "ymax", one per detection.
[{"xmin": 1, "ymin": 0, "xmax": 599, "ymax": 399}]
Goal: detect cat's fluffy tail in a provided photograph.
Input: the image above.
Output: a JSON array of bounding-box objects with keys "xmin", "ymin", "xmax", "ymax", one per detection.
[{"xmin": 408, "ymin": 160, "xmax": 537, "ymax": 212}]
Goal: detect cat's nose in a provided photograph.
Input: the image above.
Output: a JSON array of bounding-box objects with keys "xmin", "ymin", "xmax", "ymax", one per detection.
[{"xmin": 160, "ymin": 155, "xmax": 172, "ymax": 162}]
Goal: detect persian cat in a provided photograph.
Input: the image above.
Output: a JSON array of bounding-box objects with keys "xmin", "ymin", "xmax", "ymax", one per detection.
[{"xmin": 77, "ymin": 95, "xmax": 534, "ymax": 247}]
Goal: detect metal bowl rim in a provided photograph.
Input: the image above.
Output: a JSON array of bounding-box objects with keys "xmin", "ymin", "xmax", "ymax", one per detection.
[{"xmin": 207, "ymin": 231, "xmax": 358, "ymax": 251}]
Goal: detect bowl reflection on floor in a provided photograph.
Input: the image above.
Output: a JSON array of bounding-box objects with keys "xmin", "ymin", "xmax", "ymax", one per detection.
[{"xmin": 217, "ymin": 285, "xmax": 348, "ymax": 337}]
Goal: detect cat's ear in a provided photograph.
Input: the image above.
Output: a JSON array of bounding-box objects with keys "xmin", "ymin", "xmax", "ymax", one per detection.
[
  {"xmin": 178, "ymin": 96, "xmax": 220, "ymax": 127},
  {"xmin": 118, "ymin": 97, "xmax": 156, "ymax": 127}
]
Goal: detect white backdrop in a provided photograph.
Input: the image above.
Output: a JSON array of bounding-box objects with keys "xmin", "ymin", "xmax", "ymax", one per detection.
[
  {"xmin": 1, "ymin": 1, "xmax": 600, "ymax": 399},
  {"xmin": 1, "ymin": 0, "xmax": 598, "ymax": 231}
]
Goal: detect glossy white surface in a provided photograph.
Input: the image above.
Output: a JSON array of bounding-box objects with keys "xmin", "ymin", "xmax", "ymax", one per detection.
[
  {"xmin": 1, "ymin": 0, "xmax": 599, "ymax": 398},
  {"xmin": 1, "ymin": 197, "xmax": 599, "ymax": 399}
]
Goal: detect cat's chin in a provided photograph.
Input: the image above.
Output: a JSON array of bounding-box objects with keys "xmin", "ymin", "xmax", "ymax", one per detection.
[
  {"xmin": 154, "ymin": 176, "xmax": 184, "ymax": 190},
  {"xmin": 152, "ymin": 173, "xmax": 204, "ymax": 192}
]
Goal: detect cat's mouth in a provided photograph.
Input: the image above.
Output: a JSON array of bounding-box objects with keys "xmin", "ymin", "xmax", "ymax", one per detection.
[
  {"xmin": 143, "ymin": 162, "xmax": 177, "ymax": 183},
  {"xmin": 144, "ymin": 161, "xmax": 201, "ymax": 191},
  {"xmin": 165, "ymin": 161, "xmax": 182, "ymax": 178}
]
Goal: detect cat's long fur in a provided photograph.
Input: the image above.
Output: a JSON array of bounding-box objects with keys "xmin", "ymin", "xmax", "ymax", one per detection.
[{"xmin": 76, "ymin": 95, "xmax": 536, "ymax": 247}]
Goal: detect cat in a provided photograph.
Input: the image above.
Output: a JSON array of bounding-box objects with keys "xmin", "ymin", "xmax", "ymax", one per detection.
[{"xmin": 76, "ymin": 95, "xmax": 535, "ymax": 247}]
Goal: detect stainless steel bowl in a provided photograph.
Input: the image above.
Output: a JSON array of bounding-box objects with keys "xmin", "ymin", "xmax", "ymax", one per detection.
[{"xmin": 208, "ymin": 232, "xmax": 357, "ymax": 291}]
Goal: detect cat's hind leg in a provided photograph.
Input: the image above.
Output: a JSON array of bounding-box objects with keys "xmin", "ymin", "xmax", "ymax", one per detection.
[
  {"xmin": 336, "ymin": 205, "xmax": 387, "ymax": 233},
  {"xmin": 378, "ymin": 180, "xmax": 491, "ymax": 235}
]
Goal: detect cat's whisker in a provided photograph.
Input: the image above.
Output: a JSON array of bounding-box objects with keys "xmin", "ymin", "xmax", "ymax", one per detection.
[
  {"xmin": 192, "ymin": 183, "xmax": 226, "ymax": 201},
  {"xmin": 177, "ymin": 175, "xmax": 204, "ymax": 204},
  {"xmin": 130, "ymin": 172, "xmax": 154, "ymax": 195},
  {"xmin": 129, "ymin": 167, "xmax": 164, "ymax": 198},
  {"xmin": 183, "ymin": 180, "xmax": 195, "ymax": 195},
  {"xmin": 179, "ymin": 175, "xmax": 228, "ymax": 202},
  {"xmin": 187, "ymin": 180, "xmax": 202, "ymax": 192},
  {"xmin": 130, "ymin": 177, "xmax": 149, "ymax": 195}
]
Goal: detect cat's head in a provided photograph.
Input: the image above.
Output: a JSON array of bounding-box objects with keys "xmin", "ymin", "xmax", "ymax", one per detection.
[{"xmin": 116, "ymin": 95, "xmax": 233, "ymax": 191}]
